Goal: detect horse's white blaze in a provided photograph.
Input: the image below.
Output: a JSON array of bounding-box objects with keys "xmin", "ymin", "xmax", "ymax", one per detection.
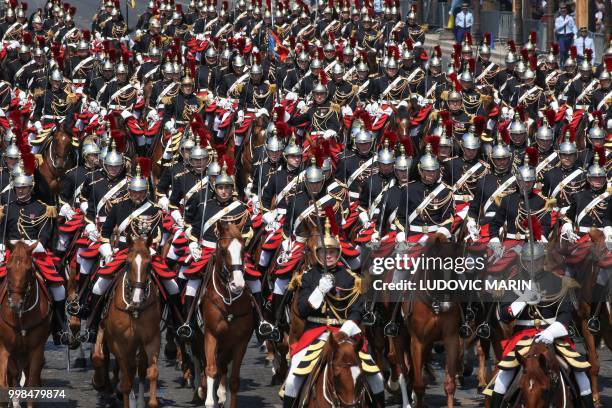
[
  {"xmin": 228, "ymin": 238, "xmax": 245, "ymax": 292},
  {"xmin": 529, "ymin": 379, "xmax": 534, "ymax": 390},
  {"xmin": 205, "ymin": 376, "xmax": 215, "ymax": 407},
  {"xmin": 132, "ymin": 254, "xmax": 144, "ymax": 303},
  {"xmin": 350, "ymin": 366, "xmax": 361, "ymax": 385}
]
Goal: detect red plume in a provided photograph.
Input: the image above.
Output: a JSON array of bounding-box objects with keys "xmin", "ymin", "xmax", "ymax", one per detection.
[
  {"xmin": 275, "ymin": 121, "xmax": 292, "ymax": 138},
  {"xmin": 274, "ymin": 105, "xmax": 286, "ymax": 121},
  {"xmin": 520, "ymin": 48, "xmax": 529, "ymax": 62},
  {"xmin": 254, "ymin": 51, "xmax": 261, "ymax": 65},
  {"xmin": 398, "ymin": 135, "xmax": 414, "ymax": 156},
  {"xmin": 529, "ymin": 31, "xmax": 536, "ymax": 45},
  {"xmin": 473, "ymin": 116, "xmax": 486, "ymax": 136},
  {"xmin": 500, "ymin": 127, "xmax": 510, "ymax": 145},
  {"xmin": 382, "ymin": 130, "xmax": 398, "ymax": 145},
  {"xmin": 424, "ymin": 135, "xmax": 440, "ymax": 155},
  {"xmin": 467, "ymin": 57, "xmax": 475, "ymax": 73},
  {"xmin": 22, "ymin": 153, "xmax": 36, "ymax": 176},
  {"xmin": 224, "ymin": 0, "xmax": 228, "ymax": 9},
  {"xmin": 444, "ymin": 120, "xmax": 453, "ymax": 138},
  {"xmin": 529, "ymin": 55, "xmax": 537, "ymax": 71},
  {"xmin": 585, "ymin": 48, "xmax": 592, "ymax": 63},
  {"xmin": 605, "ymin": 56, "xmax": 612, "ymax": 72},
  {"xmin": 327, "ymin": 31, "xmax": 335, "ymax": 45},
  {"xmin": 525, "ymin": 146, "xmax": 538, "ymax": 166},
  {"xmin": 350, "ymin": 35, "xmax": 356, "ymax": 49},
  {"xmin": 569, "ymin": 45, "xmax": 577, "ymax": 59},
  {"xmin": 224, "ymin": 151, "xmax": 235, "ymax": 176},
  {"xmin": 137, "ymin": 157, "xmax": 152, "ymax": 177},
  {"xmin": 21, "ymin": 1, "xmax": 27, "ymax": 11},
  {"xmin": 484, "ymin": 32, "xmax": 491, "ymax": 46},
  {"xmin": 594, "ymin": 110, "xmax": 604, "ymax": 128},
  {"xmin": 507, "ymin": 40, "xmax": 516, "ymax": 53},
  {"xmin": 317, "ymin": 46, "xmax": 324, "ymax": 61},
  {"xmin": 404, "ymin": 38, "xmax": 413, "ymax": 51},
  {"xmin": 434, "ymin": 45, "xmax": 441, "ymax": 58},
  {"xmin": 449, "ymin": 72, "xmax": 461, "ymax": 92},
  {"xmin": 319, "ymin": 70, "xmax": 329, "ymax": 85},
  {"xmin": 517, "ymin": 105, "xmax": 526, "ymax": 122},
  {"xmin": 110, "ymin": 131, "xmax": 125, "ymax": 153},
  {"xmin": 453, "ymin": 43, "xmax": 461, "ymax": 57},
  {"xmin": 521, "ymin": 215, "xmax": 542, "ymax": 241},
  {"xmin": 22, "ymin": 32, "xmax": 32, "ymax": 45},
  {"xmin": 82, "ymin": 29, "xmax": 91, "ymax": 42},
  {"xmin": 353, "ymin": 107, "xmax": 373, "ymax": 131},
  {"xmin": 439, "ymin": 110, "xmax": 450, "ymax": 123},
  {"xmin": 544, "ymin": 108, "xmax": 555, "ymax": 125},
  {"xmin": 324, "ymin": 206, "xmax": 339, "ymax": 236},
  {"xmin": 551, "ymin": 42, "xmax": 559, "ymax": 55}
]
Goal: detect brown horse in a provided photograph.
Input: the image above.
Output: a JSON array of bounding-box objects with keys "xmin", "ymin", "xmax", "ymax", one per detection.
[
  {"xmin": 0, "ymin": 242, "xmax": 52, "ymax": 408},
  {"xmin": 199, "ymin": 222, "xmax": 254, "ymax": 408},
  {"xmin": 512, "ymin": 342, "xmax": 570, "ymax": 408},
  {"xmin": 237, "ymin": 114, "xmax": 267, "ymax": 197},
  {"xmin": 92, "ymin": 235, "xmax": 162, "ymax": 408},
  {"xmin": 403, "ymin": 233, "xmax": 463, "ymax": 408},
  {"xmin": 297, "ymin": 331, "xmax": 368, "ymax": 407},
  {"xmin": 36, "ymin": 127, "xmax": 74, "ymax": 205}
]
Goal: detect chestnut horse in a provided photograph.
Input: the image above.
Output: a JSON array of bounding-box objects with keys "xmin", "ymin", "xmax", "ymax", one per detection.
[
  {"xmin": 402, "ymin": 233, "xmax": 463, "ymax": 408},
  {"xmin": 0, "ymin": 242, "xmax": 52, "ymax": 408},
  {"xmin": 92, "ymin": 235, "xmax": 162, "ymax": 408},
  {"xmin": 199, "ymin": 222, "xmax": 254, "ymax": 408},
  {"xmin": 36, "ymin": 127, "xmax": 74, "ymax": 205},
  {"xmin": 297, "ymin": 331, "xmax": 368, "ymax": 407},
  {"xmin": 237, "ymin": 114, "xmax": 267, "ymax": 198}
]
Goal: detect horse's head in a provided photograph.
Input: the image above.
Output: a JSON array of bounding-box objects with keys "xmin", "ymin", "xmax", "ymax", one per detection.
[
  {"xmin": 48, "ymin": 128, "xmax": 73, "ymax": 173},
  {"xmin": 6, "ymin": 242, "xmax": 37, "ymax": 314},
  {"xmin": 517, "ymin": 342, "xmax": 561, "ymax": 408},
  {"xmin": 322, "ymin": 331, "xmax": 365, "ymax": 407},
  {"xmin": 125, "ymin": 237, "xmax": 152, "ymax": 307},
  {"xmin": 215, "ymin": 222, "xmax": 246, "ymax": 295}
]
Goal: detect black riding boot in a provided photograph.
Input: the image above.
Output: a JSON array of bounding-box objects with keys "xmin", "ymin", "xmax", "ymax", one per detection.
[
  {"xmin": 372, "ymin": 391, "xmax": 385, "ymax": 407},
  {"xmin": 85, "ymin": 294, "xmax": 103, "ymax": 343},
  {"xmin": 51, "ymin": 300, "xmax": 75, "ymax": 347},
  {"xmin": 490, "ymin": 391, "xmax": 504, "ymax": 408},
  {"xmin": 253, "ymin": 292, "xmax": 273, "ymax": 343},
  {"xmin": 177, "ymin": 295, "xmax": 195, "ymax": 339},
  {"xmin": 166, "ymin": 293, "xmax": 183, "ymax": 330},
  {"xmin": 580, "ymin": 394, "xmax": 596, "ymax": 408},
  {"xmin": 71, "ymin": 273, "xmax": 91, "ymax": 317},
  {"xmin": 283, "ymin": 396, "xmax": 296, "ymax": 408}
]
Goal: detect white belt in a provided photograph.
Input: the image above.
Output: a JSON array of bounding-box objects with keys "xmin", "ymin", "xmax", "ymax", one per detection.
[
  {"xmin": 409, "ymin": 225, "xmax": 439, "ymax": 233},
  {"xmin": 108, "ymin": 104, "xmax": 127, "ymax": 110},
  {"xmin": 485, "ymin": 211, "xmax": 496, "ymax": 217},
  {"xmin": 42, "ymin": 114, "xmax": 62, "ymax": 120},
  {"xmin": 310, "ymin": 131, "xmax": 324, "ymax": 136},
  {"xmin": 72, "ymin": 79, "xmax": 86, "ymax": 84},
  {"xmin": 294, "ymin": 236, "xmax": 307, "ymax": 243},
  {"xmin": 97, "ymin": 216, "xmax": 107, "ymax": 223},
  {"xmin": 505, "ymin": 233, "xmax": 526, "ymax": 240},
  {"xmin": 307, "ymin": 316, "xmax": 346, "ymax": 325},
  {"xmin": 119, "ymin": 236, "xmax": 127, "ymax": 242},
  {"xmin": 575, "ymin": 104, "xmax": 589, "ymax": 110},
  {"xmin": 515, "ymin": 317, "xmax": 556, "ymax": 326},
  {"xmin": 453, "ymin": 194, "xmax": 473, "ymax": 202},
  {"xmin": 579, "ymin": 226, "xmax": 603, "ymax": 233},
  {"xmin": 245, "ymin": 108, "xmax": 258, "ymax": 113},
  {"xmin": 348, "ymin": 191, "xmax": 360, "ymax": 199},
  {"xmin": 201, "ymin": 239, "xmax": 217, "ymax": 248}
]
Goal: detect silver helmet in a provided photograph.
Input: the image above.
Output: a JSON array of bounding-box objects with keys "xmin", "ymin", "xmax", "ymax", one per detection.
[
  {"xmin": 354, "ymin": 129, "xmax": 374, "ymax": 146},
  {"xmin": 394, "ymin": 147, "xmax": 412, "ymax": 171},
  {"xmin": 162, "ymin": 61, "xmax": 174, "ymax": 76},
  {"xmin": 205, "ymin": 46, "xmax": 218, "ymax": 59},
  {"xmin": 116, "ymin": 62, "xmax": 128, "ymax": 75},
  {"xmin": 12, "ymin": 163, "xmax": 33, "ymax": 188},
  {"xmin": 459, "ymin": 69, "xmax": 473, "ymax": 83},
  {"xmin": 283, "ymin": 136, "xmax": 302, "ymax": 157},
  {"xmin": 265, "ymin": 135, "xmax": 284, "ymax": 152},
  {"xmin": 5, "ymin": 137, "xmax": 21, "ymax": 159},
  {"xmin": 600, "ymin": 70, "xmax": 611, "ymax": 81},
  {"xmin": 588, "ymin": 122, "xmax": 605, "ymax": 141},
  {"xmin": 505, "ymin": 51, "xmax": 517, "ymax": 64},
  {"xmin": 128, "ymin": 164, "xmax": 148, "ymax": 191},
  {"xmin": 558, "ymin": 131, "xmax": 577, "ymax": 155},
  {"xmin": 418, "ymin": 144, "xmax": 439, "ymax": 171},
  {"xmin": 331, "ymin": 63, "xmax": 345, "ymax": 76},
  {"xmin": 103, "ymin": 139, "xmax": 125, "ymax": 167},
  {"xmin": 215, "ymin": 163, "xmax": 234, "ymax": 186},
  {"xmin": 305, "ymin": 158, "xmax": 324, "ymax": 183},
  {"xmin": 232, "ymin": 54, "xmax": 246, "ymax": 70},
  {"xmin": 588, "ymin": 153, "xmax": 606, "ymax": 178},
  {"xmin": 516, "ymin": 156, "xmax": 536, "ymax": 182},
  {"xmin": 536, "ymin": 119, "xmax": 553, "ymax": 141},
  {"xmin": 82, "ymin": 140, "xmax": 101, "ymax": 156},
  {"xmin": 462, "ymin": 126, "xmax": 481, "ymax": 150},
  {"xmin": 207, "ymin": 152, "xmax": 222, "ymax": 179},
  {"xmin": 50, "ymin": 69, "xmax": 63, "ymax": 82},
  {"xmin": 377, "ymin": 140, "xmax": 395, "ymax": 165},
  {"xmin": 508, "ymin": 113, "xmax": 526, "ymax": 135},
  {"xmin": 78, "ymin": 40, "xmax": 89, "ymax": 51},
  {"xmin": 189, "ymin": 139, "xmax": 209, "ymax": 161},
  {"xmin": 491, "ymin": 135, "xmax": 511, "ymax": 159},
  {"xmin": 311, "ymin": 59, "xmax": 323, "ymax": 70}
]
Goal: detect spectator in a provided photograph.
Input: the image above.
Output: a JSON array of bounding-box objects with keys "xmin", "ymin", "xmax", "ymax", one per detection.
[
  {"xmin": 453, "ymin": 2, "xmax": 472, "ymax": 45},
  {"xmin": 574, "ymin": 27, "xmax": 595, "ymax": 62},
  {"xmin": 555, "ymin": 4, "xmax": 576, "ymax": 66}
]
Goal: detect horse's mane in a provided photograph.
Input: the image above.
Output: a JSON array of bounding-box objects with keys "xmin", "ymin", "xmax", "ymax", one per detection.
[
  {"xmin": 521, "ymin": 342, "xmax": 560, "ymax": 380},
  {"xmin": 218, "ymin": 222, "xmax": 243, "ymax": 241}
]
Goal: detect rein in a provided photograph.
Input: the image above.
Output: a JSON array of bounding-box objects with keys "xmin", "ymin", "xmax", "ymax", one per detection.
[
  {"xmin": 321, "ymin": 339, "xmax": 366, "ymax": 408},
  {"xmin": 0, "ymin": 274, "xmax": 51, "ymax": 336}
]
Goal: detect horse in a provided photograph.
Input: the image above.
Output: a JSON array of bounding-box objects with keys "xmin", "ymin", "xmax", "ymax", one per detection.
[
  {"xmin": 297, "ymin": 331, "xmax": 368, "ymax": 407},
  {"xmin": 236, "ymin": 112, "xmax": 268, "ymax": 197},
  {"xmin": 198, "ymin": 222, "xmax": 254, "ymax": 408},
  {"xmin": 0, "ymin": 242, "xmax": 52, "ymax": 408},
  {"xmin": 402, "ymin": 233, "xmax": 463, "ymax": 408},
  {"xmin": 36, "ymin": 126, "xmax": 75, "ymax": 206},
  {"xmin": 511, "ymin": 342, "xmax": 570, "ymax": 408},
  {"xmin": 92, "ymin": 234, "xmax": 162, "ymax": 408}
]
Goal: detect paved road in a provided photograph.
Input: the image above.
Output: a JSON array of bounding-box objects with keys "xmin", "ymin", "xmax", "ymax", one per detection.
[{"xmin": 26, "ymin": 333, "xmax": 612, "ymax": 407}]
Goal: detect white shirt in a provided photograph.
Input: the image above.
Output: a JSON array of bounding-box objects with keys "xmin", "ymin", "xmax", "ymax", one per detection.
[
  {"xmin": 574, "ymin": 35, "xmax": 595, "ymax": 57},
  {"xmin": 555, "ymin": 14, "xmax": 576, "ymax": 35},
  {"xmin": 455, "ymin": 10, "xmax": 473, "ymax": 29}
]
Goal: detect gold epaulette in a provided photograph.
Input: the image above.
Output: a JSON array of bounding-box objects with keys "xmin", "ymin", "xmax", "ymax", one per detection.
[
  {"xmin": 269, "ymin": 83, "xmax": 277, "ymax": 94},
  {"xmin": 31, "ymin": 88, "xmax": 44, "ymax": 99},
  {"xmin": 346, "ymin": 269, "xmax": 363, "ymax": 294},
  {"xmin": 544, "ymin": 198, "xmax": 557, "ymax": 211},
  {"xmin": 330, "ymin": 102, "xmax": 341, "ymax": 113},
  {"xmin": 45, "ymin": 205, "xmax": 58, "ymax": 218},
  {"xmin": 161, "ymin": 96, "xmax": 173, "ymax": 105}
]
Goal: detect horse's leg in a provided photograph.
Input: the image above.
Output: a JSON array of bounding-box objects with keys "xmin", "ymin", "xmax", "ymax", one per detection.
[
  {"xmin": 92, "ymin": 327, "xmax": 110, "ymax": 392},
  {"xmin": 581, "ymin": 317, "xmax": 602, "ymax": 406},
  {"xmin": 477, "ymin": 339, "xmax": 489, "ymax": 391},
  {"xmin": 144, "ymin": 337, "xmax": 161, "ymax": 408},
  {"xmin": 409, "ymin": 335, "xmax": 426, "ymax": 408},
  {"xmin": 203, "ymin": 330, "xmax": 218, "ymax": 408},
  {"xmin": 0, "ymin": 346, "xmax": 9, "ymax": 404},
  {"xmin": 25, "ymin": 341, "xmax": 45, "ymax": 408},
  {"xmin": 443, "ymin": 331, "xmax": 459, "ymax": 408},
  {"xmin": 228, "ymin": 338, "xmax": 250, "ymax": 408},
  {"xmin": 392, "ymin": 332, "xmax": 411, "ymax": 408},
  {"xmin": 111, "ymin": 341, "xmax": 136, "ymax": 408}
]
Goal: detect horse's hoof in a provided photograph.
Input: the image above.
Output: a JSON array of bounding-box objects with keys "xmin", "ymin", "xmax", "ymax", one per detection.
[
  {"xmin": 175, "ymin": 361, "xmax": 182, "ymax": 371},
  {"xmin": 477, "ymin": 385, "xmax": 485, "ymax": 393},
  {"xmin": 73, "ymin": 357, "xmax": 87, "ymax": 369},
  {"xmin": 197, "ymin": 387, "xmax": 205, "ymax": 401},
  {"xmin": 433, "ymin": 343, "xmax": 445, "ymax": 353},
  {"xmin": 270, "ymin": 372, "xmax": 284, "ymax": 386},
  {"xmin": 386, "ymin": 378, "xmax": 400, "ymax": 392},
  {"xmin": 164, "ymin": 343, "xmax": 177, "ymax": 360},
  {"xmin": 186, "ymin": 378, "xmax": 194, "ymax": 388}
]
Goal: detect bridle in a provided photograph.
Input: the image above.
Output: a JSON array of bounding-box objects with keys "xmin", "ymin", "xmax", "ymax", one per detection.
[
  {"xmin": 212, "ymin": 237, "xmax": 245, "ymax": 306},
  {"xmin": 321, "ymin": 337, "xmax": 366, "ymax": 408},
  {"xmin": 121, "ymin": 260, "xmax": 153, "ymax": 318},
  {"xmin": 521, "ymin": 343, "xmax": 561, "ymax": 407}
]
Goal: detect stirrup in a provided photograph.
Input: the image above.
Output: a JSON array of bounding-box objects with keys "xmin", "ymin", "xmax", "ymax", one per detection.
[
  {"xmin": 362, "ymin": 310, "xmax": 376, "ymax": 326},
  {"xmin": 432, "ymin": 301, "xmax": 441, "ymax": 314},
  {"xmin": 66, "ymin": 299, "xmax": 81, "ymax": 317},
  {"xmin": 587, "ymin": 316, "xmax": 600, "ymax": 333},
  {"xmin": 476, "ymin": 322, "xmax": 491, "ymax": 339},
  {"xmin": 459, "ymin": 323, "xmax": 473, "ymax": 339},
  {"xmin": 383, "ymin": 321, "xmax": 399, "ymax": 337},
  {"xmin": 268, "ymin": 326, "xmax": 281, "ymax": 343},
  {"xmin": 176, "ymin": 323, "xmax": 194, "ymax": 339},
  {"xmin": 78, "ymin": 329, "xmax": 97, "ymax": 344},
  {"xmin": 258, "ymin": 320, "xmax": 274, "ymax": 337},
  {"xmin": 464, "ymin": 307, "xmax": 475, "ymax": 322}
]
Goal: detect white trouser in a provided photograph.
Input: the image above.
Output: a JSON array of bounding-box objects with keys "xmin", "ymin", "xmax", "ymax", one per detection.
[
  {"xmin": 284, "ymin": 331, "xmax": 384, "ymax": 398},
  {"xmin": 597, "ymin": 267, "xmax": 611, "ymax": 286},
  {"xmin": 49, "ymin": 285, "xmax": 66, "ymax": 302},
  {"xmin": 247, "ymin": 279, "xmax": 261, "ymax": 294},
  {"xmin": 273, "ymin": 277, "xmax": 290, "ymax": 295},
  {"xmin": 259, "ymin": 249, "xmax": 273, "ymax": 267},
  {"xmin": 185, "ymin": 278, "xmax": 201, "ymax": 297},
  {"xmin": 92, "ymin": 277, "xmax": 113, "ymax": 296},
  {"xmin": 77, "ymin": 248, "xmax": 95, "ymax": 275},
  {"xmin": 494, "ymin": 368, "xmax": 591, "ymax": 396},
  {"xmin": 163, "ymin": 278, "xmax": 180, "ymax": 295},
  {"xmin": 56, "ymin": 233, "xmax": 71, "ymax": 252}
]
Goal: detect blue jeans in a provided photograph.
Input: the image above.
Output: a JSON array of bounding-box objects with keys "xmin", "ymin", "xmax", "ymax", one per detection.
[
  {"xmin": 557, "ymin": 34, "xmax": 573, "ymax": 67},
  {"xmin": 455, "ymin": 26, "xmax": 471, "ymax": 44}
]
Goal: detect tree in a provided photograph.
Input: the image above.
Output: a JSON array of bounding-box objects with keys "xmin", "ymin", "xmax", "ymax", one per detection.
[{"xmin": 513, "ymin": 0, "xmax": 524, "ymax": 44}]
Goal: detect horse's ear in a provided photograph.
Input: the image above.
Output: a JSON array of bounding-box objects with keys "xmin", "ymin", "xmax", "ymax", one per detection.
[
  {"xmin": 327, "ymin": 330, "xmax": 337, "ymax": 349},
  {"xmin": 126, "ymin": 233, "xmax": 133, "ymax": 248},
  {"xmin": 28, "ymin": 242, "xmax": 38, "ymax": 254},
  {"xmin": 355, "ymin": 332, "xmax": 364, "ymax": 353},
  {"xmin": 216, "ymin": 220, "xmax": 228, "ymax": 235}
]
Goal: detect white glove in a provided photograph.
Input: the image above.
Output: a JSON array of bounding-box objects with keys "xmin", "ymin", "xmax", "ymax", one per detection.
[
  {"xmin": 34, "ymin": 121, "xmax": 43, "ymax": 133},
  {"xmin": 120, "ymin": 110, "xmax": 133, "ymax": 120},
  {"xmin": 171, "ymin": 209, "xmax": 184, "ymax": 229},
  {"xmin": 322, "ymin": 129, "xmax": 337, "ymax": 140},
  {"xmin": 297, "ymin": 100, "xmax": 307, "ymax": 113},
  {"xmin": 79, "ymin": 201, "xmax": 89, "ymax": 214},
  {"xmin": 59, "ymin": 203, "xmax": 75, "ymax": 220},
  {"xmin": 488, "ymin": 237, "xmax": 503, "ymax": 258},
  {"xmin": 358, "ymin": 211, "xmax": 370, "ymax": 226},
  {"xmin": 339, "ymin": 320, "xmax": 361, "ymax": 337},
  {"xmin": 189, "ymin": 242, "xmax": 202, "ymax": 261},
  {"xmin": 534, "ymin": 321, "xmax": 568, "ymax": 345},
  {"xmin": 262, "ymin": 210, "xmax": 277, "ymax": 225},
  {"xmin": 0, "ymin": 244, "xmax": 5, "ymax": 263},
  {"xmin": 84, "ymin": 223, "xmax": 99, "ymax": 242},
  {"xmin": 255, "ymin": 108, "xmax": 269, "ymax": 118},
  {"xmin": 285, "ymin": 92, "xmax": 298, "ymax": 101},
  {"xmin": 158, "ymin": 195, "xmax": 169, "ymax": 212},
  {"xmin": 317, "ymin": 274, "xmax": 334, "ymax": 294},
  {"xmin": 396, "ymin": 231, "xmax": 406, "ymax": 243},
  {"xmin": 164, "ymin": 118, "xmax": 176, "ymax": 132},
  {"xmin": 561, "ymin": 222, "xmax": 577, "ymax": 242},
  {"xmin": 236, "ymin": 110, "xmax": 245, "ymax": 125},
  {"xmin": 341, "ymin": 105, "xmax": 353, "ymax": 117},
  {"xmin": 604, "ymin": 226, "xmax": 612, "ymax": 243},
  {"xmin": 509, "ymin": 301, "xmax": 527, "ymax": 317},
  {"xmin": 467, "ymin": 219, "xmax": 480, "ymax": 239},
  {"xmin": 87, "ymin": 101, "xmax": 100, "ymax": 114},
  {"xmin": 99, "ymin": 242, "xmax": 113, "ymax": 264}
]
